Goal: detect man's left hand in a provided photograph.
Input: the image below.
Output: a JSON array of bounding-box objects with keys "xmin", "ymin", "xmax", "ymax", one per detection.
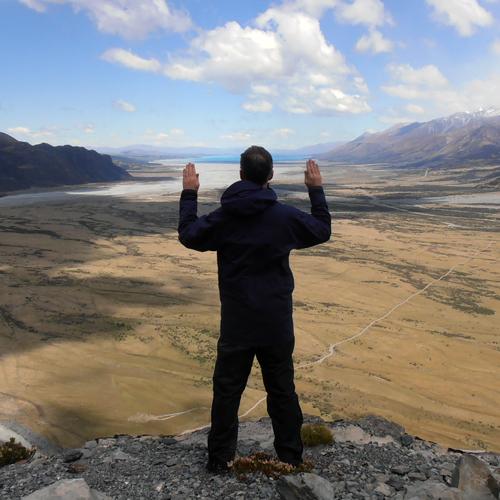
[{"xmin": 183, "ymin": 163, "xmax": 200, "ymax": 191}]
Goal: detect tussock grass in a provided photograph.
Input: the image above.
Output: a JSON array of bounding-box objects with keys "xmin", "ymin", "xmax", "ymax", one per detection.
[{"xmin": 301, "ymin": 423, "xmax": 334, "ymax": 447}]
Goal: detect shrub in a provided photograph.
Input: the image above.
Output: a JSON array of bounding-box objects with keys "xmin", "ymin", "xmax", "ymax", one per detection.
[
  {"xmin": 0, "ymin": 438, "xmax": 35, "ymax": 468},
  {"xmin": 232, "ymin": 451, "xmax": 313, "ymax": 480},
  {"xmin": 301, "ymin": 423, "xmax": 334, "ymax": 447}
]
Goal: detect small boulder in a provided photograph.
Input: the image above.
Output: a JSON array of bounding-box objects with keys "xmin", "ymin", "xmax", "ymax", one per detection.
[
  {"xmin": 450, "ymin": 454, "xmax": 500, "ymax": 500},
  {"xmin": 21, "ymin": 478, "xmax": 112, "ymax": 499},
  {"xmin": 356, "ymin": 414, "xmax": 405, "ymax": 439},
  {"xmin": 276, "ymin": 473, "xmax": 336, "ymax": 500},
  {"xmin": 62, "ymin": 449, "xmax": 83, "ymax": 463}
]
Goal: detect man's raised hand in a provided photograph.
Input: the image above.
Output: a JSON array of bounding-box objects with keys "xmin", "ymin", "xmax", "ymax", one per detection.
[
  {"xmin": 304, "ymin": 159, "xmax": 322, "ymax": 189},
  {"xmin": 183, "ymin": 163, "xmax": 200, "ymax": 191}
]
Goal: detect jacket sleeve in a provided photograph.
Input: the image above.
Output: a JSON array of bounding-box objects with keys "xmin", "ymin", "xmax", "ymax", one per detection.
[
  {"xmin": 292, "ymin": 186, "xmax": 331, "ymax": 249},
  {"xmin": 178, "ymin": 189, "xmax": 221, "ymax": 251}
]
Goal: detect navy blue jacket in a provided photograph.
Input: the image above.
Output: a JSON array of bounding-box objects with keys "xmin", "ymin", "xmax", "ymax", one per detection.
[{"xmin": 178, "ymin": 180, "xmax": 331, "ymax": 346}]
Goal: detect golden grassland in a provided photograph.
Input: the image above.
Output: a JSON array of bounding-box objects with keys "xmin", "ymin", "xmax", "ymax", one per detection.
[{"xmin": 0, "ymin": 164, "xmax": 499, "ymax": 451}]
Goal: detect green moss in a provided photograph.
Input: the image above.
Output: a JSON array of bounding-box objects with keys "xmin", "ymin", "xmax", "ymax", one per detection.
[
  {"xmin": 0, "ymin": 438, "xmax": 35, "ymax": 468},
  {"xmin": 301, "ymin": 423, "xmax": 334, "ymax": 447},
  {"xmin": 232, "ymin": 452, "xmax": 313, "ymax": 480}
]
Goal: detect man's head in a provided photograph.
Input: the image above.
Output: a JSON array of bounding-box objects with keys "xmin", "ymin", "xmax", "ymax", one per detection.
[{"xmin": 240, "ymin": 146, "xmax": 273, "ymax": 186}]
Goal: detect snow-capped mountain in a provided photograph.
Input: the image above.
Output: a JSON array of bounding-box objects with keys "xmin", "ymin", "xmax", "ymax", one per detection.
[{"xmin": 320, "ymin": 108, "xmax": 500, "ymax": 167}]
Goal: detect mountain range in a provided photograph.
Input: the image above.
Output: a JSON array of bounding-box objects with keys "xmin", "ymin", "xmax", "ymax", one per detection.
[
  {"xmin": 97, "ymin": 141, "xmax": 347, "ymax": 158},
  {"xmin": 0, "ymin": 133, "xmax": 132, "ymax": 193},
  {"xmin": 319, "ymin": 108, "xmax": 500, "ymax": 169}
]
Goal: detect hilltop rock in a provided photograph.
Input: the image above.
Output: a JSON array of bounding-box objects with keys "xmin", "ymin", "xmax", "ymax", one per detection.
[
  {"xmin": 0, "ymin": 133, "xmax": 132, "ymax": 193},
  {"xmin": 1, "ymin": 415, "xmax": 499, "ymax": 500}
]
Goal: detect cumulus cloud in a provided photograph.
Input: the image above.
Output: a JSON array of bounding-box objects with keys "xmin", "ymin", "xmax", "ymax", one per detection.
[
  {"xmin": 114, "ymin": 99, "xmax": 138, "ymax": 112},
  {"xmin": 7, "ymin": 126, "xmax": 32, "ymax": 136},
  {"xmin": 425, "ymin": 0, "xmax": 494, "ymax": 36},
  {"xmin": 101, "ymin": 48, "xmax": 161, "ymax": 72},
  {"xmin": 17, "ymin": 0, "xmax": 193, "ymax": 39},
  {"xmin": 381, "ymin": 61, "xmax": 500, "ymax": 117},
  {"xmin": 406, "ymin": 103, "xmax": 426, "ymax": 114},
  {"xmin": 243, "ymin": 100, "xmax": 274, "ymax": 112},
  {"xmin": 271, "ymin": 128, "xmax": 295, "ymax": 138},
  {"xmin": 385, "ymin": 63, "xmax": 449, "ymax": 88},
  {"xmin": 355, "ymin": 29, "xmax": 394, "ymax": 53},
  {"xmin": 7, "ymin": 125, "xmax": 61, "ymax": 139},
  {"xmin": 221, "ymin": 132, "xmax": 256, "ymax": 142},
  {"xmin": 491, "ymin": 39, "xmax": 500, "ymax": 54},
  {"xmin": 100, "ymin": 1, "xmax": 376, "ymax": 116},
  {"xmin": 335, "ymin": 0, "xmax": 393, "ymax": 27},
  {"xmin": 170, "ymin": 129, "xmax": 185, "ymax": 135}
]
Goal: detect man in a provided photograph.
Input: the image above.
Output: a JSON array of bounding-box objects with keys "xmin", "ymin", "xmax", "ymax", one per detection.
[{"xmin": 178, "ymin": 145, "xmax": 331, "ymax": 472}]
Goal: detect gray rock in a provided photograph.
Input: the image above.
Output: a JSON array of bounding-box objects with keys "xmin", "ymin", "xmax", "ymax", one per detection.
[
  {"xmin": 404, "ymin": 480, "xmax": 459, "ymax": 500},
  {"xmin": 392, "ymin": 466, "xmax": 411, "ymax": 475},
  {"xmin": 402, "ymin": 435, "xmax": 415, "ymax": 447},
  {"xmin": 356, "ymin": 414, "xmax": 406, "ymax": 439},
  {"xmin": 387, "ymin": 477, "xmax": 406, "ymax": 491},
  {"xmin": 374, "ymin": 483, "xmax": 393, "ymax": 496},
  {"xmin": 276, "ymin": 473, "xmax": 336, "ymax": 500},
  {"xmin": 21, "ymin": 478, "xmax": 113, "ymax": 500},
  {"xmin": 450, "ymin": 454, "xmax": 500, "ymax": 500},
  {"xmin": 408, "ymin": 473, "xmax": 428, "ymax": 481},
  {"xmin": 63, "ymin": 449, "xmax": 84, "ymax": 463}
]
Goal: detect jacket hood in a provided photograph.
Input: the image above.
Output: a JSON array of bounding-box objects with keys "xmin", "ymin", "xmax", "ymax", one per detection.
[{"xmin": 221, "ymin": 180, "xmax": 277, "ymax": 215}]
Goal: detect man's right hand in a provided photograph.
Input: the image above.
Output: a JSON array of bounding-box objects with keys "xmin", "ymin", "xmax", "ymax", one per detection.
[
  {"xmin": 183, "ymin": 163, "xmax": 200, "ymax": 191},
  {"xmin": 304, "ymin": 159, "xmax": 322, "ymax": 189}
]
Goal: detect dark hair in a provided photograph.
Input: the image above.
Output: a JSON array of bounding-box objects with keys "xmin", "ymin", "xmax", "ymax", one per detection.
[{"xmin": 240, "ymin": 146, "xmax": 273, "ymax": 185}]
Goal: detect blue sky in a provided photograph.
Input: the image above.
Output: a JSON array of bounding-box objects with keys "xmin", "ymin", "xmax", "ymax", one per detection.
[{"xmin": 1, "ymin": 0, "xmax": 500, "ymax": 150}]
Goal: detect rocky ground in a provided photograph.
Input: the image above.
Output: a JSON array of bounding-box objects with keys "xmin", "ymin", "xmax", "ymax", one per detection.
[{"xmin": 1, "ymin": 415, "xmax": 499, "ymax": 500}]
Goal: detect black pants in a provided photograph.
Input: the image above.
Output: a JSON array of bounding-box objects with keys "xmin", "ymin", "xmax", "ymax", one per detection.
[{"xmin": 207, "ymin": 338, "xmax": 303, "ymax": 467}]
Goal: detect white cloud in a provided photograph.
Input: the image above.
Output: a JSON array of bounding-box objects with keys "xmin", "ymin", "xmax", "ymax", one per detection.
[
  {"xmin": 101, "ymin": 48, "xmax": 161, "ymax": 72},
  {"xmin": 425, "ymin": 0, "xmax": 494, "ymax": 36},
  {"xmin": 381, "ymin": 60, "xmax": 500, "ymax": 117},
  {"xmin": 17, "ymin": 0, "xmax": 193, "ymax": 39},
  {"xmin": 320, "ymin": 131, "xmax": 331, "ymax": 137},
  {"xmin": 77, "ymin": 122, "xmax": 95, "ymax": 134},
  {"xmin": 7, "ymin": 126, "xmax": 32, "ymax": 136},
  {"xmin": 170, "ymin": 129, "xmax": 185, "ymax": 135},
  {"xmin": 162, "ymin": 7, "xmax": 369, "ymax": 116},
  {"xmin": 243, "ymin": 100, "xmax": 274, "ymax": 112},
  {"xmin": 7, "ymin": 125, "xmax": 61, "ymax": 139},
  {"xmin": 355, "ymin": 29, "xmax": 394, "ymax": 53},
  {"xmin": 99, "ymin": 2, "xmax": 373, "ymax": 116},
  {"xmin": 406, "ymin": 103, "xmax": 426, "ymax": 114},
  {"xmin": 335, "ymin": 0, "xmax": 393, "ymax": 27},
  {"xmin": 114, "ymin": 99, "xmax": 138, "ymax": 112},
  {"xmin": 491, "ymin": 39, "xmax": 500, "ymax": 54},
  {"xmin": 385, "ymin": 63, "xmax": 449, "ymax": 88},
  {"xmin": 18, "ymin": 0, "xmax": 46, "ymax": 12},
  {"xmin": 221, "ymin": 132, "xmax": 255, "ymax": 142},
  {"xmin": 271, "ymin": 128, "xmax": 295, "ymax": 139},
  {"xmin": 464, "ymin": 74, "xmax": 500, "ymax": 109}
]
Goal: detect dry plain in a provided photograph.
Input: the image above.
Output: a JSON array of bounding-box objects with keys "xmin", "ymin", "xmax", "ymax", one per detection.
[{"xmin": 0, "ymin": 162, "xmax": 499, "ymax": 451}]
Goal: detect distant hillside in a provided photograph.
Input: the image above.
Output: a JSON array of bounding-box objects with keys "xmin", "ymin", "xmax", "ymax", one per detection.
[
  {"xmin": 0, "ymin": 133, "xmax": 132, "ymax": 193},
  {"xmin": 319, "ymin": 108, "xmax": 500, "ymax": 169}
]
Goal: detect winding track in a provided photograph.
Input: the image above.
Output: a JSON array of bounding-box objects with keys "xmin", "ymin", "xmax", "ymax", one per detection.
[{"xmin": 132, "ymin": 240, "xmax": 495, "ymax": 430}]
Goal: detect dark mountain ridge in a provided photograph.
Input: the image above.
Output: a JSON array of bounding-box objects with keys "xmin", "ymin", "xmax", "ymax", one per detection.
[
  {"xmin": 0, "ymin": 133, "xmax": 132, "ymax": 193},
  {"xmin": 320, "ymin": 108, "xmax": 500, "ymax": 169}
]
